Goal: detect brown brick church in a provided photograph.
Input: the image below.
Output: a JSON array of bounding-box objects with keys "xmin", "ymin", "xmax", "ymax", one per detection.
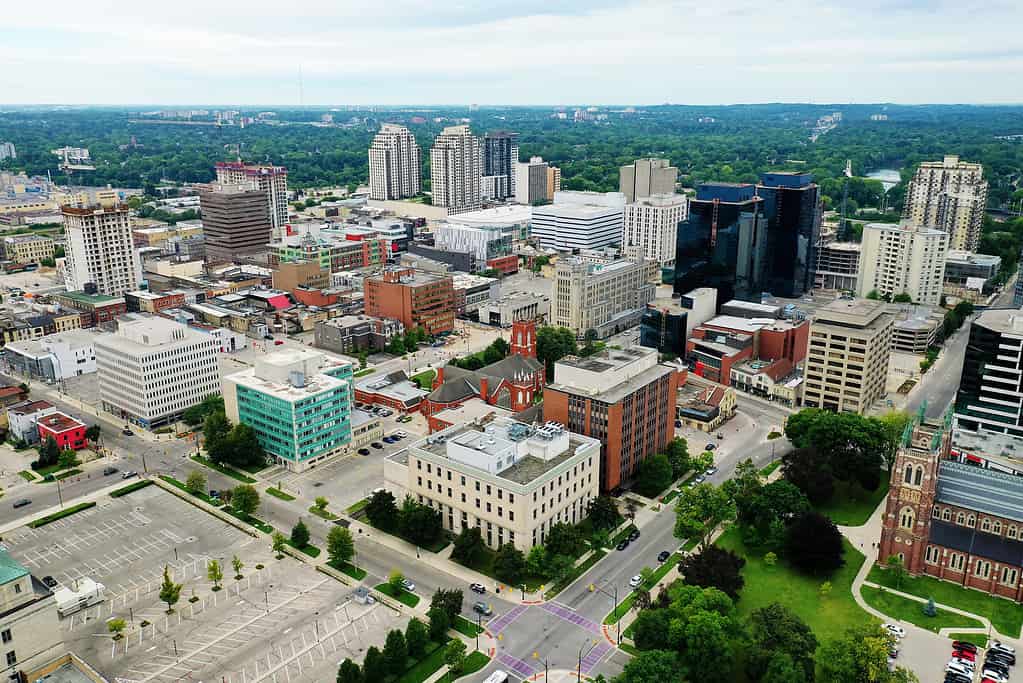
[{"xmin": 880, "ymin": 405, "xmax": 1023, "ymax": 601}]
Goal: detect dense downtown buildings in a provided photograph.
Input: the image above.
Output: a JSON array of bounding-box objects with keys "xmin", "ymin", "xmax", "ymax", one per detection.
[
  {"xmin": 215, "ymin": 161, "xmax": 289, "ymax": 238},
  {"xmin": 902, "ymin": 155, "xmax": 988, "ymax": 252},
  {"xmin": 482, "ymin": 131, "xmax": 518, "ymax": 201},
  {"xmin": 364, "ymin": 266, "xmax": 455, "ymax": 335},
  {"xmin": 61, "ymin": 201, "xmax": 142, "ymax": 297},
  {"xmin": 368, "ymin": 123, "xmax": 421, "ymax": 200},
  {"xmin": 622, "ymin": 193, "xmax": 687, "ymax": 269},
  {"xmin": 619, "ymin": 158, "xmax": 677, "ymax": 203},
  {"xmin": 856, "ymin": 221, "xmax": 949, "ymax": 305},
  {"xmin": 531, "ymin": 191, "xmax": 626, "ymax": 250},
  {"xmin": 199, "ymin": 182, "xmax": 273, "ymax": 264},
  {"xmin": 553, "ymin": 258, "xmax": 656, "ymax": 337},
  {"xmin": 431, "ymin": 125, "xmax": 483, "ymax": 215},
  {"xmin": 223, "ymin": 348, "xmax": 353, "ymax": 472},
  {"xmin": 543, "ymin": 346, "xmax": 678, "ymax": 493},
  {"xmin": 757, "ymin": 172, "xmax": 822, "ymax": 298},
  {"xmin": 1, "ymin": 234, "xmax": 55, "ymax": 265}
]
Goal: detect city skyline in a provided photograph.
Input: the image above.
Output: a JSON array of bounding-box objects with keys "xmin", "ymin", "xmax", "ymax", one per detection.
[{"xmin": 2, "ymin": 0, "xmax": 1021, "ymax": 105}]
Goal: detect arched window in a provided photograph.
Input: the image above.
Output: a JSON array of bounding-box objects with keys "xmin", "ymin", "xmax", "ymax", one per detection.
[
  {"xmin": 975, "ymin": 560, "xmax": 990, "ymax": 578},
  {"xmin": 900, "ymin": 507, "xmax": 916, "ymax": 530},
  {"xmin": 942, "ymin": 508, "xmax": 952, "ymax": 522},
  {"xmin": 1009, "ymin": 525, "xmax": 1018, "ymax": 540},
  {"xmin": 925, "ymin": 546, "xmax": 940, "ymax": 564},
  {"xmin": 932, "ymin": 505, "xmax": 940, "ymax": 518},
  {"xmin": 957, "ymin": 512, "xmax": 966, "ymax": 525},
  {"xmin": 904, "ymin": 464, "xmax": 914, "ymax": 484},
  {"xmin": 982, "ymin": 517, "xmax": 992, "ymax": 532},
  {"xmin": 914, "ymin": 466, "xmax": 924, "ymax": 486},
  {"xmin": 967, "ymin": 514, "xmax": 976, "ymax": 528},
  {"xmin": 993, "ymin": 521, "xmax": 1002, "ymax": 536}
]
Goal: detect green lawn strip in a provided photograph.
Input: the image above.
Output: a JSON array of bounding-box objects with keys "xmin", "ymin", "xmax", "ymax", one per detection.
[
  {"xmin": 330, "ymin": 560, "xmax": 367, "ymax": 580},
  {"xmin": 396, "ymin": 640, "xmax": 447, "ymax": 683},
  {"xmin": 18, "ymin": 471, "xmax": 36, "ymax": 482},
  {"xmin": 32, "ymin": 461, "xmax": 79, "ymax": 478},
  {"xmin": 947, "ymin": 632, "xmax": 988, "ymax": 648},
  {"xmin": 546, "ymin": 549, "xmax": 607, "ymax": 598},
  {"xmin": 644, "ymin": 553, "xmax": 681, "ymax": 589},
  {"xmin": 453, "ymin": 546, "xmax": 545, "ymax": 591},
  {"xmin": 759, "ymin": 460, "xmax": 782, "ymax": 477},
  {"xmin": 236, "ymin": 460, "xmax": 270, "ymax": 475},
  {"xmin": 159, "ymin": 475, "xmax": 223, "ymax": 506},
  {"xmin": 411, "ymin": 369, "xmax": 437, "ymax": 390},
  {"xmin": 660, "ymin": 489, "xmax": 680, "ymax": 504},
  {"xmin": 611, "ymin": 524, "xmax": 639, "ymax": 546},
  {"xmin": 366, "ymin": 518, "xmax": 450, "ymax": 554},
  {"xmin": 109, "ymin": 480, "xmax": 153, "ymax": 497},
  {"xmin": 716, "ymin": 525, "xmax": 871, "ymax": 642},
  {"xmin": 28, "ymin": 502, "xmax": 95, "ymax": 528},
  {"xmin": 452, "ymin": 651, "xmax": 491, "ymax": 680},
  {"xmin": 604, "ymin": 592, "xmax": 638, "ymax": 625},
  {"xmin": 454, "ymin": 615, "xmax": 483, "ymax": 637},
  {"xmin": 354, "ymin": 368, "xmax": 375, "ymax": 378},
  {"xmin": 861, "ymin": 585, "xmax": 984, "ymax": 633},
  {"xmin": 815, "ymin": 477, "xmax": 890, "ymax": 526},
  {"xmin": 284, "ymin": 539, "xmax": 321, "ymax": 558},
  {"xmin": 265, "ymin": 487, "xmax": 296, "ymax": 501},
  {"xmin": 220, "ymin": 506, "xmax": 274, "ymax": 534},
  {"xmin": 682, "ymin": 537, "xmax": 700, "ymax": 552},
  {"xmin": 308, "ymin": 506, "xmax": 337, "ymax": 520},
  {"xmin": 375, "ymin": 583, "xmax": 421, "ymax": 607},
  {"xmin": 53, "ymin": 468, "xmax": 82, "ymax": 481},
  {"xmin": 618, "ymin": 642, "xmax": 640, "ymax": 656},
  {"xmin": 346, "ymin": 498, "xmax": 369, "ymax": 515},
  {"xmin": 190, "ymin": 455, "xmax": 256, "ymax": 483},
  {"xmin": 867, "ymin": 564, "xmax": 1023, "ymax": 636}
]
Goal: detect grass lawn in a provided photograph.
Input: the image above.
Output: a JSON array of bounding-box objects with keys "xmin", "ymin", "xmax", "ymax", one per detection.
[
  {"xmin": 604, "ymin": 592, "xmax": 638, "ymax": 625},
  {"xmin": 646, "ymin": 553, "xmax": 681, "ymax": 588},
  {"xmin": 235, "ymin": 460, "xmax": 270, "ymax": 475},
  {"xmin": 816, "ymin": 476, "xmax": 889, "ymax": 526},
  {"xmin": 376, "ymin": 583, "xmax": 421, "ymax": 607},
  {"xmin": 660, "ymin": 490, "xmax": 681, "ymax": 504},
  {"xmin": 330, "ymin": 560, "xmax": 367, "ymax": 580},
  {"xmin": 716, "ymin": 525, "xmax": 872, "ymax": 642},
  {"xmin": 33, "ymin": 461, "xmax": 80, "ymax": 478},
  {"xmin": 948, "ymin": 632, "xmax": 988, "ymax": 648},
  {"xmin": 265, "ymin": 487, "xmax": 296, "ymax": 501},
  {"xmin": 868, "ymin": 564, "xmax": 1023, "ymax": 636},
  {"xmin": 109, "ymin": 480, "xmax": 153, "ymax": 497},
  {"xmin": 354, "ymin": 368, "xmax": 376, "ymax": 378},
  {"xmin": 396, "ymin": 641, "xmax": 446, "ymax": 683},
  {"xmin": 366, "ymin": 518, "xmax": 451, "ymax": 554},
  {"xmin": 220, "ymin": 506, "xmax": 274, "ymax": 534},
  {"xmin": 546, "ymin": 549, "xmax": 607, "ymax": 598},
  {"xmin": 861, "ymin": 585, "xmax": 984, "ymax": 633},
  {"xmin": 190, "ymin": 455, "xmax": 257, "ymax": 483},
  {"xmin": 308, "ymin": 505, "xmax": 337, "ymax": 520},
  {"xmin": 284, "ymin": 539, "xmax": 321, "ymax": 558},
  {"xmin": 454, "ymin": 615, "xmax": 483, "ymax": 637},
  {"xmin": 28, "ymin": 502, "xmax": 95, "ymax": 528},
  {"xmin": 346, "ymin": 497, "xmax": 370, "ymax": 515},
  {"xmin": 759, "ymin": 461, "xmax": 782, "ymax": 477},
  {"xmin": 160, "ymin": 475, "xmax": 223, "ymax": 507},
  {"xmin": 452, "ymin": 652, "xmax": 491, "ymax": 680},
  {"xmin": 411, "ymin": 369, "xmax": 437, "ymax": 390},
  {"xmin": 53, "ymin": 468, "xmax": 82, "ymax": 481},
  {"xmin": 453, "ymin": 546, "xmax": 546, "ymax": 591},
  {"xmin": 18, "ymin": 471, "xmax": 36, "ymax": 482}
]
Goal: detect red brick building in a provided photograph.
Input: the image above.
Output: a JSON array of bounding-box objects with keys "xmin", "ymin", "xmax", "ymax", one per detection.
[
  {"xmin": 879, "ymin": 407, "xmax": 1023, "ymax": 602},
  {"xmin": 364, "ymin": 267, "xmax": 454, "ymax": 336},
  {"xmin": 687, "ymin": 315, "xmax": 808, "ymax": 386},
  {"xmin": 37, "ymin": 411, "xmax": 89, "ymax": 450},
  {"xmin": 53, "ymin": 291, "xmax": 126, "ymax": 328},
  {"xmin": 485, "ymin": 255, "xmax": 519, "ymax": 276}
]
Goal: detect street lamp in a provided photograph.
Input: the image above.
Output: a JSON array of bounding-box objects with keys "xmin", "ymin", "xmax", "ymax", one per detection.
[
  {"xmin": 589, "ymin": 581, "xmax": 620, "ymax": 644},
  {"xmin": 475, "ymin": 613, "xmax": 482, "ymax": 651},
  {"xmin": 577, "ymin": 639, "xmax": 598, "ymax": 683}
]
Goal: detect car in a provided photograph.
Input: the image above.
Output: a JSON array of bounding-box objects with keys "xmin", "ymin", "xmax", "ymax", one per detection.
[
  {"xmin": 483, "ymin": 670, "xmax": 508, "ymax": 683},
  {"xmin": 675, "ymin": 420, "xmax": 682, "ymax": 428},
  {"xmin": 950, "ymin": 655, "xmax": 975, "ymax": 667},
  {"xmin": 358, "ymin": 448, "xmax": 371, "ymax": 456},
  {"xmin": 469, "ymin": 583, "xmax": 486, "ymax": 594},
  {"xmin": 396, "ymin": 431, "xmax": 408, "ymax": 437},
  {"xmin": 945, "ymin": 674, "xmax": 972, "ymax": 683},
  {"xmin": 274, "ymin": 340, "xmax": 284, "ymax": 346},
  {"xmin": 981, "ymin": 670, "xmax": 1007, "ymax": 683},
  {"xmin": 987, "ymin": 648, "xmax": 1015, "ymax": 664},
  {"xmin": 953, "ymin": 641, "xmax": 978, "ymax": 654},
  {"xmin": 102, "ymin": 466, "xmax": 119, "ymax": 476},
  {"xmin": 382, "ymin": 436, "xmax": 395, "ymax": 444},
  {"xmin": 985, "ymin": 655, "xmax": 1012, "ymax": 672},
  {"xmin": 473, "ymin": 601, "xmax": 493, "ymax": 616},
  {"xmin": 401, "ymin": 579, "xmax": 415, "ymax": 592},
  {"xmin": 983, "ymin": 661, "xmax": 1010, "ymax": 677},
  {"xmin": 121, "ymin": 471, "xmax": 138, "ymax": 479},
  {"xmin": 616, "ymin": 539, "xmax": 630, "ymax": 551},
  {"xmin": 982, "ymin": 678, "xmax": 1004, "ymax": 683},
  {"xmin": 705, "ymin": 443, "xmax": 716, "ymax": 451},
  {"xmin": 628, "ymin": 575, "xmax": 642, "ymax": 588},
  {"xmin": 628, "ymin": 529, "xmax": 641, "ymax": 542},
  {"xmin": 991, "ymin": 641, "xmax": 1017, "ymax": 657},
  {"xmin": 41, "ymin": 575, "xmax": 57, "ymax": 588},
  {"xmin": 264, "ymin": 335, "xmax": 274, "ymax": 340},
  {"xmin": 12, "ymin": 499, "xmax": 30, "ymax": 509},
  {"xmin": 371, "ymin": 442, "xmax": 383, "ymax": 449},
  {"xmin": 657, "ymin": 550, "xmax": 671, "ymax": 563},
  {"xmin": 122, "ymin": 428, "xmax": 133, "ymax": 436},
  {"xmin": 953, "ymin": 649, "xmax": 976, "ymax": 661},
  {"xmin": 379, "ymin": 409, "xmax": 393, "ymax": 417},
  {"xmin": 882, "ymin": 623, "xmax": 906, "ymax": 639},
  {"xmin": 946, "ymin": 663, "xmax": 974, "ymax": 678},
  {"xmin": 705, "ymin": 467, "xmax": 718, "ymax": 476},
  {"xmin": 209, "ymin": 490, "xmax": 219, "ymax": 499},
  {"xmin": 355, "ymin": 402, "xmax": 364, "ymax": 408},
  {"xmin": 694, "ymin": 475, "xmax": 706, "ymax": 484}
]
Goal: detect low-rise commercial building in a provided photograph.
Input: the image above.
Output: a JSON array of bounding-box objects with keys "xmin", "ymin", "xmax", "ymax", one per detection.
[
  {"xmin": 354, "ymin": 370, "xmax": 430, "ymax": 413},
  {"xmin": 6, "ymin": 400, "xmax": 58, "ymax": 444},
  {"xmin": 37, "ymin": 411, "xmax": 88, "ymax": 450},
  {"xmin": 943, "ymin": 250, "xmax": 1001, "ymax": 286},
  {"xmin": 4, "ymin": 329, "xmax": 98, "ymax": 382},
  {"xmin": 1, "ymin": 235, "xmax": 55, "ymax": 264},
  {"xmin": 677, "ymin": 383, "xmax": 737, "ymax": 432},
  {"xmin": 477, "ymin": 292, "xmax": 550, "ymax": 327},
  {"xmin": 124, "ymin": 290, "xmax": 186, "ymax": 315},
  {"xmin": 314, "ymin": 315, "xmax": 404, "ymax": 354},
  {"xmin": 351, "ymin": 409, "xmax": 383, "ymax": 448},
  {"xmin": 451, "ymin": 273, "xmax": 498, "ymax": 317},
  {"xmin": 384, "ymin": 418, "xmax": 601, "ymax": 551},
  {"xmin": 891, "ymin": 307, "xmax": 942, "ymax": 354},
  {"xmin": 272, "ymin": 260, "xmax": 330, "ymax": 293},
  {"xmin": 730, "ymin": 359, "xmax": 804, "ymax": 407},
  {"xmin": 223, "ymin": 349, "xmax": 353, "ymax": 472},
  {"xmin": 0, "ymin": 312, "xmax": 82, "ymax": 345},
  {"xmin": 53, "ymin": 290, "xmax": 126, "ymax": 328}
]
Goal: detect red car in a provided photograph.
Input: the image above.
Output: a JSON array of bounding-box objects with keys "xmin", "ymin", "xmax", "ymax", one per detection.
[
  {"xmin": 274, "ymin": 340, "xmax": 284, "ymax": 345},
  {"xmin": 953, "ymin": 641, "xmax": 978, "ymax": 654},
  {"xmin": 953, "ymin": 649, "xmax": 976, "ymax": 661}
]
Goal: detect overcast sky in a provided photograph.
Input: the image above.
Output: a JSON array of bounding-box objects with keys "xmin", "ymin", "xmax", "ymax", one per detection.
[{"xmin": 2, "ymin": 0, "xmax": 1020, "ymax": 105}]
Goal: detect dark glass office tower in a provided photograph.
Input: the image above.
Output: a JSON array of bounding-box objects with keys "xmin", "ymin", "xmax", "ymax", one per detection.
[
  {"xmin": 482, "ymin": 131, "xmax": 518, "ymax": 200},
  {"xmin": 639, "ymin": 303, "xmax": 688, "ymax": 357},
  {"xmin": 673, "ymin": 183, "xmax": 765, "ymax": 308},
  {"xmin": 955, "ymin": 309, "xmax": 1023, "ymax": 438},
  {"xmin": 757, "ymin": 172, "xmax": 822, "ymax": 298}
]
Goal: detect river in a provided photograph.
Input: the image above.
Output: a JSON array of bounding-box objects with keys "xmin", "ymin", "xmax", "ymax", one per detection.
[{"xmin": 866, "ymin": 168, "xmax": 901, "ymax": 191}]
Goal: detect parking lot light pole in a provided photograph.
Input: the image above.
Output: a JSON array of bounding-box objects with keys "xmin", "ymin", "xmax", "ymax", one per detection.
[{"xmin": 476, "ymin": 613, "xmax": 481, "ymax": 651}]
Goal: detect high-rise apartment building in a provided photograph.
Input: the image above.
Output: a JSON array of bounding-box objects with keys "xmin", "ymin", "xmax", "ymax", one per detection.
[
  {"xmin": 553, "ymin": 258, "xmax": 656, "ymax": 337},
  {"xmin": 857, "ymin": 222, "xmax": 948, "ymax": 306},
  {"xmin": 200, "ymin": 183, "xmax": 272, "ymax": 264},
  {"xmin": 482, "ymin": 131, "xmax": 518, "ymax": 201},
  {"xmin": 757, "ymin": 172, "xmax": 822, "ymax": 297},
  {"xmin": 223, "ymin": 348, "xmax": 353, "ymax": 472},
  {"xmin": 514, "ymin": 157, "xmax": 549, "ymax": 205},
  {"xmin": 0, "ymin": 142, "xmax": 15, "ymax": 161},
  {"xmin": 673, "ymin": 183, "xmax": 766, "ymax": 308},
  {"xmin": 431, "ymin": 126, "xmax": 482, "ymax": 215},
  {"xmin": 803, "ymin": 298, "xmax": 893, "ymax": 414},
  {"xmin": 619, "ymin": 158, "xmax": 677, "ymax": 203},
  {"xmin": 1014, "ymin": 249, "xmax": 1023, "ymax": 308},
  {"xmin": 215, "ymin": 161, "xmax": 289, "ymax": 238},
  {"xmin": 622, "ymin": 193, "xmax": 687, "ymax": 268},
  {"xmin": 95, "ymin": 316, "xmax": 221, "ymax": 429},
  {"xmin": 531, "ymin": 191, "xmax": 626, "ymax": 250},
  {"xmin": 955, "ymin": 309, "xmax": 1023, "ymax": 439},
  {"xmin": 544, "ymin": 346, "xmax": 678, "ymax": 492},
  {"xmin": 903, "ymin": 155, "xmax": 988, "ymax": 252},
  {"xmin": 364, "ymin": 266, "xmax": 455, "ymax": 335},
  {"xmin": 61, "ymin": 200, "xmax": 142, "ymax": 297},
  {"xmin": 368, "ymin": 124, "xmax": 421, "ymax": 200},
  {"xmin": 547, "ymin": 166, "xmax": 562, "ymax": 198}
]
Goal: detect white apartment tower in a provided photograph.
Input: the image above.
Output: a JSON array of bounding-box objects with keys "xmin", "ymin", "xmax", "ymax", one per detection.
[
  {"xmin": 368, "ymin": 124, "xmax": 421, "ymax": 200},
  {"xmin": 514, "ymin": 156, "xmax": 550, "ymax": 205},
  {"xmin": 857, "ymin": 221, "xmax": 948, "ymax": 306},
  {"xmin": 95, "ymin": 316, "xmax": 221, "ymax": 429},
  {"xmin": 431, "ymin": 125, "xmax": 483, "ymax": 215},
  {"xmin": 622, "ymin": 193, "xmax": 688, "ymax": 268},
  {"xmin": 215, "ymin": 161, "xmax": 289, "ymax": 238},
  {"xmin": 61, "ymin": 200, "xmax": 142, "ymax": 297},
  {"xmin": 902, "ymin": 155, "xmax": 988, "ymax": 252}
]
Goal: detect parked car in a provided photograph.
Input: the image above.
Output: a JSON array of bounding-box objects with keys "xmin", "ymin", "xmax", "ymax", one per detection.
[
  {"xmin": 882, "ymin": 623, "xmax": 906, "ymax": 639},
  {"xmin": 616, "ymin": 539, "xmax": 630, "ymax": 551},
  {"xmin": 628, "ymin": 575, "xmax": 642, "ymax": 588},
  {"xmin": 209, "ymin": 490, "xmax": 219, "ymax": 499},
  {"xmin": 121, "ymin": 471, "xmax": 138, "ymax": 479},
  {"xmin": 122, "ymin": 428, "xmax": 133, "ymax": 436},
  {"xmin": 952, "ymin": 641, "xmax": 978, "ymax": 654},
  {"xmin": 469, "ymin": 583, "xmax": 486, "ymax": 594},
  {"xmin": 705, "ymin": 467, "xmax": 718, "ymax": 476},
  {"xmin": 473, "ymin": 601, "xmax": 493, "ymax": 616},
  {"xmin": 102, "ymin": 466, "xmax": 119, "ymax": 476},
  {"xmin": 675, "ymin": 420, "xmax": 682, "ymax": 428},
  {"xmin": 41, "ymin": 575, "xmax": 58, "ymax": 588},
  {"xmin": 274, "ymin": 340, "xmax": 284, "ymax": 346},
  {"xmin": 395, "ymin": 431, "xmax": 408, "ymax": 438},
  {"xmin": 371, "ymin": 442, "xmax": 383, "ymax": 450},
  {"xmin": 694, "ymin": 475, "xmax": 706, "ymax": 484},
  {"xmin": 264, "ymin": 335, "xmax": 273, "ymax": 340},
  {"xmin": 382, "ymin": 436, "xmax": 395, "ymax": 444},
  {"xmin": 980, "ymin": 669, "xmax": 1007, "ymax": 683},
  {"xmin": 401, "ymin": 579, "xmax": 416, "ymax": 592},
  {"xmin": 12, "ymin": 499, "xmax": 30, "ymax": 509},
  {"xmin": 991, "ymin": 642, "xmax": 1017, "ymax": 657},
  {"xmin": 358, "ymin": 448, "xmax": 371, "ymax": 456},
  {"xmin": 657, "ymin": 550, "xmax": 671, "ymax": 563},
  {"xmin": 705, "ymin": 443, "xmax": 716, "ymax": 451},
  {"xmin": 379, "ymin": 409, "xmax": 393, "ymax": 417}
]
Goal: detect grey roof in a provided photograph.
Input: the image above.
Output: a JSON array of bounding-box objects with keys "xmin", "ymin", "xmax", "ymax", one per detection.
[
  {"xmin": 936, "ymin": 461, "xmax": 1023, "ymax": 524},
  {"xmin": 428, "ymin": 354, "xmax": 542, "ymax": 404},
  {"xmin": 929, "ymin": 520, "xmax": 1023, "ymax": 566}
]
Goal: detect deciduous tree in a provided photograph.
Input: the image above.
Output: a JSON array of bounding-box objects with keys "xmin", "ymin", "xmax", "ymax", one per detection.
[{"xmin": 679, "ymin": 546, "xmax": 746, "ymax": 599}]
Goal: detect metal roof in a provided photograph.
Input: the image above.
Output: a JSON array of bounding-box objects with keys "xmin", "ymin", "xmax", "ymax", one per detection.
[{"xmin": 936, "ymin": 461, "xmax": 1023, "ymax": 524}]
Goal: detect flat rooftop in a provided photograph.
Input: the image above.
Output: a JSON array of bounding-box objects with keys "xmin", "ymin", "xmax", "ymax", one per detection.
[
  {"xmin": 974, "ymin": 308, "xmax": 1023, "ymax": 335},
  {"xmin": 557, "ymin": 347, "xmax": 654, "ymax": 373},
  {"xmin": 432, "ymin": 398, "xmax": 514, "ymax": 425},
  {"xmin": 812, "ymin": 297, "xmax": 890, "ymax": 329},
  {"xmin": 58, "ymin": 290, "xmax": 121, "ymax": 305}
]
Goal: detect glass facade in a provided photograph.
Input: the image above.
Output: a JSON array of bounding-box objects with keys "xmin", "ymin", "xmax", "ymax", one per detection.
[
  {"xmin": 757, "ymin": 172, "xmax": 821, "ymax": 298},
  {"xmin": 955, "ymin": 318, "xmax": 1023, "ymax": 436},
  {"xmin": 639, "ymin": 305, "xmax": 688, "ymax": 357}
]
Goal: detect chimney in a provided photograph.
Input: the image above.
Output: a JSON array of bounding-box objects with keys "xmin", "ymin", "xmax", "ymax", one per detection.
[
  {"xmin": 435, "ymin": 366, "xmax": 444, "ymax": 388},
  {"xmin": 480, "ymin": 377, "xmax": 489, "ymax": 401}
]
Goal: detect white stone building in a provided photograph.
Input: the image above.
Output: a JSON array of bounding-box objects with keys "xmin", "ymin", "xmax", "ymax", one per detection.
[
  {"xmin": 368, "ymin": 124, "xmax": 421, "ymax": 201},
  {"xmin": 857, "ymin": 221, "xmax": 948, "ymax": 306},
  {"xmin": 61, "ymin": 201, "xmax": 142, "ymax": 297},
  {"xmin": 622, "ymin": 193, "xmax": 687, "ymax": 268}
]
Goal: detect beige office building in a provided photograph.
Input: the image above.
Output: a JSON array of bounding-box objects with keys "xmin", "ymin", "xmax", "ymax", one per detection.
[
  {"xmin": 857, "ymin": 222, "xmax": 948, "ymax": 306},
  {"xmin": 553, "ymin": 258, "xmax": 656, "ymax": 338},
  {"xmin": 200, "ymin": 183, "xmax": 272, "ymax": 264},
  {"xmin": 61, "ymin": 200, "xmax": 142, "ymax": 297},
  {"xmin": 369, "ymin": 124, "xmax": 421, "ymax": 201},
  {"xmin": 2, "ymin": 235, "xmax": 55, "ymax": 264},
  {"xmin": 622, "ymin": 193, "xmax": 687, "ymax": 268},
  {"xmin": 803, "ymin": 298, "xmax": 894, "ymax": 414},
  {"xmin": 619, "ymin": 158, "xmax": 677, "ymax": 203},
  {"xmin": 902, "ymin": 155, "xmax": 988, "ymax": 252},
  {"xmin": 430, "ymin": 125, "xmax": 483, "ymax": 215},
  {"xmin": 547, "ymin": 167, "xmax": 562, "ymax": 198},
  {"xmin": 0, "ymin": 549, "xmax": 63, "ymax": 679},
  {"xmin": 384, "ymin": 418, "xmax": 600, "ymax": 551}
]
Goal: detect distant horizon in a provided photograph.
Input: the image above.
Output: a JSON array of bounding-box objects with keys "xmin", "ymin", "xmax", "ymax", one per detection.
[{"xmin": 2, "ymin": 102, "xmax": 1023, "ymax": 110}]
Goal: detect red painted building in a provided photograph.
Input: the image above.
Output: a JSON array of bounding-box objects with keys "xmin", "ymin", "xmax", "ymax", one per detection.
[
  {"xmin": 37, "ymin": 411, "xmax": 89, "ymax": 450},
  {"xmin": 485, "ymin": 255, "xmax": 519, "ymax": 276},
  {"xmin": 687, "ymin": 316, "xmax": 808, "ymax": 386}
]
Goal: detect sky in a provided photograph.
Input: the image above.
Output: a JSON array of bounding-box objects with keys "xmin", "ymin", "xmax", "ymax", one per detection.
[{"xmin": 2, "ymin": 0, "xmax": 1021, "ymax": 105}]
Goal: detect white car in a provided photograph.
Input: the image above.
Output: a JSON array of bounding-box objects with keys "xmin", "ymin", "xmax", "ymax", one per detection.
[
  {"xmin": 401, "ymin": 579, "xmax": 416, "ymax": 592},
  {"xmin": 950, "ymin": 657, "xmax": 975, "ymax": 672},
  {"xmin": 991, "ymin": 641, "xmax": 1016, "ymax": 656},
  {"xmin": 628, "ymin": 575, "xmax": 642, "ymax": 588},
  {"xmin": 946, "ymin": 662, "xmax": 973, "ymax": 678},
  {"xmin": 882, "ymin": 623, "xmax": 906, "ymax": 639},
  {"xmin": 981, "ymin": 669, "xmax": 1007, "ymax": 683},
  {"xmin": 395, "ymin": 430, "xmax": 408, "ymax": 438}
]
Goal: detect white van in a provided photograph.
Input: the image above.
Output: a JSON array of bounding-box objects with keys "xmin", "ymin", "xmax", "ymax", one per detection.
[{"xmin": 484, "ymin": 671, "xmax": 509, "ymax": 683}]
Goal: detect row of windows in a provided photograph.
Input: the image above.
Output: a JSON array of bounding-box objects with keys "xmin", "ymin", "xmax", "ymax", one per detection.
[{"xmin": 932, "ymin": 505, "xmax": 1022, "ymax": 539}]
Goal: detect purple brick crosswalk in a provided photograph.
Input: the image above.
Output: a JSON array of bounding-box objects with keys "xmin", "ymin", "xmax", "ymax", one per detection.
[
  {"xmin": 487, "ymin": 603, "xmax": 529, "ymax": 635},
  {"xmin": 498, "ymin": 652, "xmax": 537, "ymax": 679},
  {"xmin": 539, "ymin": 601, "xmax": 602, "ymax": 635},
  {"xmin": 580, "ymin": 641, "xmax": 613, "ymax": 674}
]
